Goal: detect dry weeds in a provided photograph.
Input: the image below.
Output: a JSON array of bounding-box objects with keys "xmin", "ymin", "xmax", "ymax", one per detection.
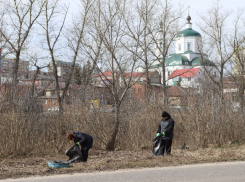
[{"xmin": 1, "ymin": 144, "xmax": 245, "ymax": 180}]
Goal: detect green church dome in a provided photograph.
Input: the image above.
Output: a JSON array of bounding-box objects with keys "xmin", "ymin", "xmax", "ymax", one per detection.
[{"xmin": 176, "ymin": 28, "xmax": 201, "ymax": 38}]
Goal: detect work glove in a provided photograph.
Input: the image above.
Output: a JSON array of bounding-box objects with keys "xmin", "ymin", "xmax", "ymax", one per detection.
[
  {"xmin": 156, "ymin": 133, "xmax": 160, "ymax": 136},
  {"xmin": 162, "ymin": 132, "xmax": 165, "ymax": 136}
]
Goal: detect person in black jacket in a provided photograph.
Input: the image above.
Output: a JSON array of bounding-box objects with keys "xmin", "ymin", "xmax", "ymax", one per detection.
[
  {"xmin": 67, "ymin": 131, "xmax": 93, "ymax": 162},
  {"xmin": 156, "ymin": 111, "xmax": 175, "ymax": 155}
]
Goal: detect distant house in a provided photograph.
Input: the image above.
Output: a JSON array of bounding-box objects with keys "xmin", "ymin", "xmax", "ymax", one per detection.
[
  {"xmin": 92, "ymin": 70, "xmax": 162, "ymax": 102},
  {"xmin": 92, "ymin": 71, "xmax": 115, "ymax": 87},
  {"xmin": 126, "ymin": 71, "xmax": 162, "ymax": 101},
  {"xmin": 129, "ymin": 82, "xmax": 162, "ymax": 102},
  {"xmin": 168, "ymin": 68, "xmax": 201, "ymax": 88},
  {"xmin": 124, "ymin": 71, "xmax": 161, "ymax": 84},
  {"xmin": 223, "ymin": 76, "xmax": 245, "ymax": 110},
  {"xmin": 0, "ymin": 82, "xmax": 32, "ymax": 98},
  {"xmin": 20, "ymin": 70, "xmax": 73, "ymax": 111},
  {"xmin": 167, "ymin": 86, "xmax": 189, "ymax": 107}
]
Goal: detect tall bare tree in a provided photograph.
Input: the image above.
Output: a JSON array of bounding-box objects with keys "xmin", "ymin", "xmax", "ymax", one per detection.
[
  {"xmin": 0, "ymin": 0, "xmax": 45, "ymax": 99},
  {"xmin": 62, "ymin": 0, "xmax": 94, "ymax": 107},
  {"xmin": 122, "ymin": 0, "xmax": 157, "ymax": 98},
  {"xmin": 229, "ymin": 10, "xmax": 245, "ymax": 111},
  {"xmin": 85, "ymin": 0, "xmax": 142, "ymax": 150},
  {"xmin": 147, "ymin": 0, "xmax": 184, "ymax": 106},
  {"xmin": 40, "ymin": 0, "xmax": 68, "ymax": 113},
  {"xmin": 40, "ymin": 0, "xmax": 93, "ymax": 113},
  {"xmin": 198, "ymin": 1, "xmax": 234, "ymax": 103}
]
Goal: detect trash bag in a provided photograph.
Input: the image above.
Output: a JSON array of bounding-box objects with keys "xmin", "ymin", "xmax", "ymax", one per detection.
[
  {"xmin": 152, "ymin": 135, "xmax": 164, "ymax": 156},
  {"xmin": 65, "ymin": 144, "xmax": 84, "ymax": 163}
]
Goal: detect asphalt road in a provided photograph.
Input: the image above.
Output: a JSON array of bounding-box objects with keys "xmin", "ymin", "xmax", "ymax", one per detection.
[{"xmin": 2, "ymin": 161, "xmax": 245, "ymax": 182}]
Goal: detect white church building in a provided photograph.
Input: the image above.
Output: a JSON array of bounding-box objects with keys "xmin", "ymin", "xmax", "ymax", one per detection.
[{"xmin": 136, "ymin": 15, "xmax": 219, "ymax": 88}]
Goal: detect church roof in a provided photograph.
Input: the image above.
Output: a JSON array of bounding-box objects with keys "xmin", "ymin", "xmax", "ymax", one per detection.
[
  {"xmin": 165, "ymin": 54, "xmax": 190, "ymax": 66},
  {"xmin": 168, "ymin": 68, "xmax": 200, "ymax": 78},
  {"xmin": 176, "ymin": 28, "xmax": 201, "ymax": 37},
  {"xmin": 192, "ymin": 57, "xmax": 215, "ymax": 66}
]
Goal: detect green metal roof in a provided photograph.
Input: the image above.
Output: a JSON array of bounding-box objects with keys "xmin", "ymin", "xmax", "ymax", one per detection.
[
  {"xmin": 176, "ymin": 28, "xmax": 201, "ymax": 37},
  {"xmin": 138, "ymin": 55, "xmax": 215, "ymax": 69},
  {"xmin": 191, "ymin": 57, "xmax": 215, "ymax": 66},
  {"xmin": 165, "ymin": 54, "xmax": 191, "ymax": 66}
]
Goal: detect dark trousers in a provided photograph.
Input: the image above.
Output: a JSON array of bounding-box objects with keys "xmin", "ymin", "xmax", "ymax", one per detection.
[
  {"xmin": 160, "ymin": 138, "xmax": 172, "ymax": 155},
  {"xmin": 81, "ymin": 149, "xmax": 89, "ymax": 162}
]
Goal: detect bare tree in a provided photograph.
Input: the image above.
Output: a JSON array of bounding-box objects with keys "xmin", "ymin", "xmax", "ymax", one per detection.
[
  {"xmin": 85, "ymin": 0, "xmax": 142, "ymax": 150},
  {"xmin": 62, "ymin": 0, "xmax": 94, "ymax": 107},
  {"xmin": 198, "ymin": 1, "xmax": 235, "ymax": 103},
  {"xmin": 122, "ymin": 0, "xmax": 157, "ymax": 98},
  {"xmin": 147, "ymin": 0, "xmax": 184, "ymax": 106},
  {"xmin": 40, "ymin": 0, "xmax": 92, "ymax": 114},
  {"xmin": 229, "ymin": 10, "xmax": 245, "ymax": 111},
  {"xmin": 76, "ymin": 0, "xmax": 105, "ymax": 107},
  {"xmin": 0, "ymin": 0, "xmax": 45, "ymax": 99},
  {"xmin": 40, "ymin": 0, "xmax": 68, "ymax": 113}
]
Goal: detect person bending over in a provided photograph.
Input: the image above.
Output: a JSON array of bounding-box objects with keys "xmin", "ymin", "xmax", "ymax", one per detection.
[{"xmin": 67, "ymin": 131, "xmax": 93, "ymax": 162}]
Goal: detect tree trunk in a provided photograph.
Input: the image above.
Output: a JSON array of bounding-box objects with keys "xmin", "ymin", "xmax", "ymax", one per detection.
[{"xmin": 106, "ymin": 104, "xmax": 120, "ymax": 151}]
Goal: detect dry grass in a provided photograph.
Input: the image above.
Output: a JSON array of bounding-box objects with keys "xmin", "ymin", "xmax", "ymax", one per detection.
[
  {"xmin": 1, "ymin": 96, "xmax": 245, "ymax": 180},
  {"xmin": 1, "ymin": 144, "xmax": 245, "ymax": 180}
]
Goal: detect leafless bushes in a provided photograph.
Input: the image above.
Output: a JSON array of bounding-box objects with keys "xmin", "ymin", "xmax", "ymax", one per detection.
[
  {"xmin": 176, "ymin": 97, "xmax": 245, "ymax": 148},
  {"xmin": 1, "ymin": 94, "xmax": 244, "ymax": 156}
]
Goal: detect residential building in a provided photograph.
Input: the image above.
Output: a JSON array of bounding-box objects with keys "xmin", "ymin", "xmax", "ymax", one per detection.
[
  {"xmin": 0, "ymin": 58, "xmax": 29, "ymax": 83},
  {"xmin": 92, "ymin": 70, "xmax": 162, "ymax": 102},
  {"xmin": 47, "ymin": 60, "xmax": 80, "ymax": 79},
  {"xmin": 92, "ymin": 71, "xmax": 115, "ymax": 87},
  {"xmin": 223, "ymin": 76, "xmax": 245, "ymax": 110}
]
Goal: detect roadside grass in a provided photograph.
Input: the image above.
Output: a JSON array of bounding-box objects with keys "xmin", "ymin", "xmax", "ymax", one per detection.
[{"xmin": 1, "ymin": 144, "xmax": 245, "ymax": 180}]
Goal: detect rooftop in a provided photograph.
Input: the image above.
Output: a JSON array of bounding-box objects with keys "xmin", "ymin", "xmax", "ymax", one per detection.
[{"xmin": 169, "ymin": 68, "xmax": 200, "ymax": 79}]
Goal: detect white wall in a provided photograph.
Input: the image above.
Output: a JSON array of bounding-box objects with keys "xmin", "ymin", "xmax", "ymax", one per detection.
[{"xmin": 176, "ymin": 36, "xmax": 202, "ymax": 54}]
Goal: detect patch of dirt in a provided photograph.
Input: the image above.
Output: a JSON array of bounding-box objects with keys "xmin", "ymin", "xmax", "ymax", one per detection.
[{"xmin": 1, "ymin": 145, "xmax": 245, "ymax": 180}]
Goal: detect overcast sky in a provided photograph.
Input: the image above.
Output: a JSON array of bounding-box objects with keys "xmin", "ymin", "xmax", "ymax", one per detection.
[
  {"xmin": 30, "ymin": 0, "xmax": 245, "ymax": 69},
  {"xmin": 181, "ymin": 0, "xmax": 245, "ymax": 30},
  {"xmin": 64, "ymin": 0, "xmax": 245, "ymax": 32}
]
